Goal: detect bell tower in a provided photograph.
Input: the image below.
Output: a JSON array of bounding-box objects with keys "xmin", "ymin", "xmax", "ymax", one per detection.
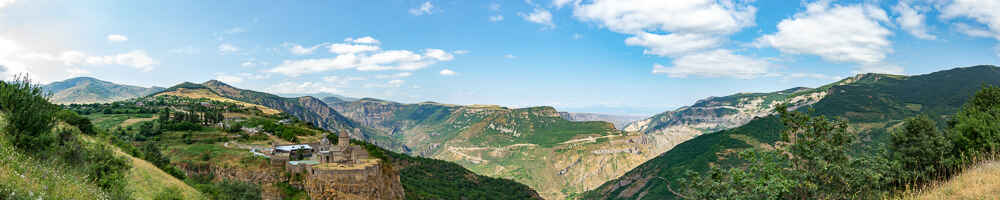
[{"xmin": 338, "ymin": 128, "xmax": 352, "ymax": 150}]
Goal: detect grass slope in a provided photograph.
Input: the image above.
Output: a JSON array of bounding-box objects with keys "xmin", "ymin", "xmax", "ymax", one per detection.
[{"xmin": 905, "ymin": 161, "xmax": 1000, "ymax": 199}]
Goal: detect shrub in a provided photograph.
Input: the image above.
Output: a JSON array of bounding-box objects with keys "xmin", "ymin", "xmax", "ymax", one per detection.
[{"xmin": 0, "ymin": 74, "xmax": 59, "ymax": 151}]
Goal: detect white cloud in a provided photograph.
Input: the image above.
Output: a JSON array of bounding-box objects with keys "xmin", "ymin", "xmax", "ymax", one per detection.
[
  {"xmin": 112, "ymin": 50, "xmax": 157, "ymax": 71},
  {"xmin": 651, "ymin": 49, "xmax": 772, "ymax": 79},
  {"xmin": 553, "ymin": 0, "xmax": 578, "ymax": 8},
  {"xmin": 344, "ymin": 36, "xmax": 380, "ymax": 44},
  {"xmin": 328, "ymin": 43, "xmax": 380, "ymax": 54},
  {"xmin": 423, "ymin": 49, "xmax": 454, "ymax": 61},
  {"xmin": 893, "ymin": 2, "xmax": 935, "ymax": 40},
  {"xmin": 375, "ymin": 72, "xmax": 413, "ymax": 79},
  {"xmin": 941, "ymin": 0, "xmax": 1000, "ymax": 40},
  {"xmin": 265, "ymin": 81, "xmax": 340, "ymax": 94},
  {"xmin": 168, "ymin": 46, "xmax": 200, "ymax": 54},
  {"xmin": 214, "ymin": 73, "xmax": 244, "ymax": 84},
  {"xmin": 573, "ymin": 0, "xmax": 755, "ymax": 57},
  {"xmin": 439, "ymin": 69, "xmax": 457, "ymax": 76},
  {"xmin": 218, "ymin": 43, "xmax": 240, "ymax": 53},
  {"xmin": 410, "ymin": 1, "xmax": 434, "ymax": 16},
  {"xmin": 453, "ymin": 50, "xmax": 470, "ymax": 55},
  {"xmin": 520, "ymin": 8, "xmax": 555, "ymax": 28},
  {"xmin": 625, "ymin": 32, "xmax": 721, "ymax": 57},
  {"xmin": 268, "ymin": 38, "xmax": 456, "ymax": 76},
  {"xmin": 573, "ymin": 0, "xmax": 756, "ymax": 35},
  {"xmin": 0, "ymin": 0, "xmax": 14, "ymax": 9},
  {"xmin": 954, "ymin": 23, "xmax": 995, "ymax": 38},
  {"xmin": 504, "ymin": 54, "xmax": 516, "ymax": 59},
  {"xmin": 490, "ymin": 15, "xmax": 505, "ymax": 22},
  {"xmin": 284, "ymin": 42, "xmax": 328, "ymax": 55},
  {"xmin": 107, "ymin": 34, "xmax": 128, "ymax": 42},
  {"xmin": 755, "ymin": 2, "xmax": 892, "ymax": 64},
  {"xmin": 572, "ymin": 33, "xmax": 583, "ymax": 39}
]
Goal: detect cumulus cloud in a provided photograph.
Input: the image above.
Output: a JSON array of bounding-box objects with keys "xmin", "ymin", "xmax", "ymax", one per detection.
[
  {"xmin": 107, "ymin": 34, "xmax": 128, "ymax": 42},
  {"xmin": 218, "ymin": 43, "xmax": 240, "ymax": 53},
  {"xmin": 520, "ymin": 8, "xmax": 555, "ymax": 29},
  {"xmin": 410, "ymin": 1, "xmax": 434, "ymax": 16},
  {"xmin": 265, "ymin": 81, "xmax": 341, "ymax": 94},
  {"xmin": 893, "ymin": 2, "xmax": 936, "ymax": 40},
  {"xmin": 651, "ymin": 49, "xmax": 772, "ymax": 79},
  {"xmin": 268, "ymin": 37, "xmax": 457, "ymax": 76},
  {"xmin": 504, "ymin": 54, "xmax": 516, "ymax": 59},
  {"xmin": 329, "ymin": 43, "xmax": 380, "ymax": 54},
  {"xmin": 624, "ymin": 32, "xmax": 721, "ymax": 57},
  {"xmin": 573, "ymin": 0, "xmax": 756, "ymax": 35},
  {"xmin": 439, "ymin": 69, "xmax": 457, "ymax": 76},
  {"xmin": 572, "ymin": 0, "xmax": 756, "ymax": 63},
  {"xmin": 284, "ymin": 42, "xmax": 328, "ymax": 55},
  {"xmin": 21, "ymin": 50, "xmax": 157, "ymax": 72},
  {"xmin": 452, "ymin": 50, "xmax": 470, "ymax": 55},
  {"xmin": 755, "ymin": 1, "xmax": 892, "ymax": 65},
  {"xmin": 553, "ymin": 0, "xmax": 578, "ymax": 8},
  {"xmin": 940, "ymin": 0, "xmax": 1000, "ymax": 40}
]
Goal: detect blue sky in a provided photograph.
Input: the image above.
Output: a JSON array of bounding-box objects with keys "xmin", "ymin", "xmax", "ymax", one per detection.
[{"xmin": 1, "ymin": 0, "xmax": 999, "ymax": 116}]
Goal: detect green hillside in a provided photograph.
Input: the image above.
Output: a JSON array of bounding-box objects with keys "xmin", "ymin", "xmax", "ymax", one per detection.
[
  {"xmin": 584, "ymin": 65, "xmax": 1000, "ymax": 200},
  {"xmin": 43, "ymin": 77, "xmax": 163, "ymax": 104}
]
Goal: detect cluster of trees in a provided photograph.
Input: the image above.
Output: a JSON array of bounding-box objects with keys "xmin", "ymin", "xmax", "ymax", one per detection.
[
  {"xmin": 675, "ymin": 85, "xmax": 1000, "ymax": 199},
  {"xmin": 0, "ymin": 75, "xmax": 133, "ymax": 199},
  {"xmin": 158, "ymin": 108, "xmax": 224, "ymax": 131}
]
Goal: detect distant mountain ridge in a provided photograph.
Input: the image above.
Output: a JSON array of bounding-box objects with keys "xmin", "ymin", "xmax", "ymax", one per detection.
[
  {"xmin": 43, "ymin": 77, "xmax": 163, "ymax": 104},
  {"xmin": 558, "ymin": 112, "xmax": 645, "ymax": 130},
  {"xmin": 583, "ymin": 65, "xmax": 1000, "ymax": 200}
]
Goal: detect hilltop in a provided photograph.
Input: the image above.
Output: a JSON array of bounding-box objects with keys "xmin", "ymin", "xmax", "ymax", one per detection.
[
  {"xmin": 43, "ymin": 77, "xmax": 163, "ymax": 104},
  {"xmin": 583, "ymin": 65, "xmax": 1000, "ymax": 199}
]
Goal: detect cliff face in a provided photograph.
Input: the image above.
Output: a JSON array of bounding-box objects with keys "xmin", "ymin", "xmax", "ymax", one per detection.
[
  {"xmin": 622, "ymin": 87, "xmax": 829, "ymax": 157},
  {"xmin": 303, "ymin": 161, "xmax": 405, "ymax": 200}
]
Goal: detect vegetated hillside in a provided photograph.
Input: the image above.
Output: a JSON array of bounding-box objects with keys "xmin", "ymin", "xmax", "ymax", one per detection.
[
  {"xmin": 43, "ymin": 77, "xmax": 163, "ymax": 104},
  {"xmin": 69, "ymin": 93, "xmax": 541, "ymax": 200},
  {"xmin": 327, "ymin": 98, "xmax": 658, "ymax": 199},
  {"xmin": 155, "ymin": 80, "xmax": 407, "ymax": 152},
  {"xmin": 583, "ymin": 65, "xmax": 1000, "ymax": 200},
  {"xmin": 558, "ymin": 112, "xmax": 646, "ymax": 130}
]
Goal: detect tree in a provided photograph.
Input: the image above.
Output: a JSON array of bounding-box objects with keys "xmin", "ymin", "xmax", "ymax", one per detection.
[
  {"xmin": 677, "ymin": 105, "xmax": 892, "ymax": 199},
  {"xmin": 0, "ymin": 74, "xmax": 59, "ymax": 151},
  {"xmin": 891, "ymin": 115, "xmax": 952, "ymax": 183},
  {"xmin": 950, "ymin": 85, "xmax": 1000, "ymax": 157}
]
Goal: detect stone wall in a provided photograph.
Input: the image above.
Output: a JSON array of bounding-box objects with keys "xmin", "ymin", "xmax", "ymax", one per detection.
[{"xmin": 303, "ymin": 160, "xmax": 404, "ymax": 200}]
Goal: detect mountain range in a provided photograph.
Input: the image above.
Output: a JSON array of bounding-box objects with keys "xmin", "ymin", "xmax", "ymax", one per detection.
[
  {"xmin": 582, "ymin": 65, "xmax": 1000, "ymax": 199},
  {"xmin": 37, "ymin": 65, "xmax": 1000, "ymax": 199},
  {"xmin": 42, "ymin": 77, "xmax": 164, "ymax": 104}
]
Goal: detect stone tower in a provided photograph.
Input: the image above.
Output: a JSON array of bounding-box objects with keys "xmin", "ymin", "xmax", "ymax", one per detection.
[{"xmin": 338, "ymin": 128, "xmax": 352, "ymax": 149}]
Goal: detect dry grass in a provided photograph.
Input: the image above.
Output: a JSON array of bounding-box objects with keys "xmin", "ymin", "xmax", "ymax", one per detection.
[
  {"xmin": 904, "ymin": 160, "xmax": 1000, "ymax": 200},
  {"xmin": 114, "ymin": 148, "xmax": 205, "ymax": 200},
  {"xmin": 156, "ymin": 88, "xmax": 282, "ymax": 115},
  {"xmin": 120, "ymin": 117, "xmax": 156, "ymax": 128}
]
